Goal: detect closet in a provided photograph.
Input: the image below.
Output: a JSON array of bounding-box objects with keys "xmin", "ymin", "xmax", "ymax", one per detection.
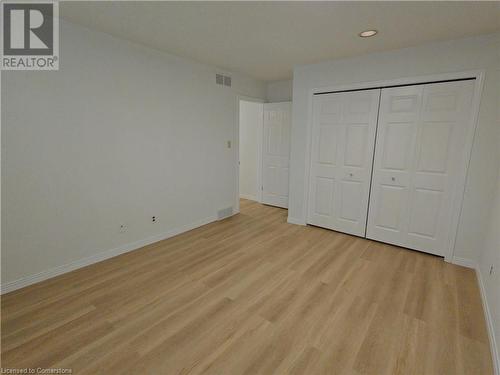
[{"xmin": 307, "ymin": 79, "xmax": 475, "ymax": 257}]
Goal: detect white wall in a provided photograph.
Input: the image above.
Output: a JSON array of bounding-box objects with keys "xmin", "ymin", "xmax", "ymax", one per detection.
[
  {"xmin": 477, "ymin": 122, "xmax": 500, "ymax": 372},
  {"xmin": 1, "ymin": 20, "xmax": 266, "ymax": 287},
  {"xmin": 266, "ymin": 80, "xmax": 293, "ymax": 102},
  {"xmin": 239, "ymin": 101, "xmax": 263, "ymax": 201},
  {"xmin": 288, "ymin": 32, "xmax": 500, "ymax": 263}
]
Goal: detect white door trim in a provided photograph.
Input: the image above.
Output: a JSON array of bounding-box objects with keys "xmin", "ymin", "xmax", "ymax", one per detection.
[{"xmin": 302, "ymin": 70, "xmax": 485, "ymax": 262}]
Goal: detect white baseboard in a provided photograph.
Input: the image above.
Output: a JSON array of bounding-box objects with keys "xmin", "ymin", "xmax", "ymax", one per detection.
[
  {"xmin": 287, "ymin": 216, "xmax": 306, "ymax": 225},
  {"xmin": 452, "ymin": 257, "xmax": 499, "ymax": 375},
  {"xmin": 0, "ymin": 215, "xmax": 217, "ymax": 295},
  {"xmin": 239, "ymin": 194, "xmax": 258, "ymax": 201},
  {"xmin": 452, "ymin": 256, "xmax": 477, "ymax": 269},
  {"xmin": 476, "ymin": 263, "xmax": 500, "ymax": 375}
]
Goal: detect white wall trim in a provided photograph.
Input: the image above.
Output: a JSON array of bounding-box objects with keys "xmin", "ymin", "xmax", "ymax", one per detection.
[
  {"xmin": 0, "ymin": 214, "xmax": 217, "ymax": 295},
  {"xmin": 287, "ymin": 216, "xmax": 306, "ymax": 225},
  {"xmin": 257, "ymin": 104, "xmax": 264, "ymax": 204},
  {"xmin": 452, "ymin": 257, "xmax": 500, "ymax": 375},
  {"xmin": 240, "ymin": 193, "xmax": 258, "ymax": 201},
  {"xmin": 452, "ymin": 256, "xmax": 478, "ymax": 269},
  {"xmin": 301, "ymin": 69, "xmax": 485, "ymax": 263},
  {"xmin": 477, "ymin": 264, "xmax": 500, "ymax": 375}
]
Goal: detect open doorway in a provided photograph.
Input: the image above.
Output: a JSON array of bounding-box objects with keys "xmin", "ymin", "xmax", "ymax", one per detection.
[
  {"xmin": 239, "ymin": 100, "xmax": 292, "ymax": 209},
  {"xmin": 239, "ymin": 100, "xmax": 263, "ymax": 202}
]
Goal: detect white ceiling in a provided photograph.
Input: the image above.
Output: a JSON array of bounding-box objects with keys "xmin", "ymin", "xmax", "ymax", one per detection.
[{"xmin": 61, "ymin": 1, "xmax": 500, "ymax": 82}]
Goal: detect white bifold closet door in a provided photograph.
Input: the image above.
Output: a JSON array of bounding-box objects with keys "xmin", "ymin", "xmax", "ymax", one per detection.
[
  {"xmin": 366, "ymin": 80, "xmax": 475, "ymax": 256},
  {"xmin": 307, "ymin": 89, "xmax": 380, "ymax": 236},
  {"xmin": 262, "ymin": 102, "xmax": 292, "ymax": 208}
]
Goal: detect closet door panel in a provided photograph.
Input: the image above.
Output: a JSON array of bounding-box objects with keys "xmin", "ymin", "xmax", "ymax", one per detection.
[
  {"xmin": 308, "ymin": 89, "xmax": 380, "ymax": 236},
  {"xmin": 366, "ymin": 85, "xmax": 421, "ymax": 245},
  {"xmin": 367, "ymin": 80, "xmax": 475, "ymax": 256},
  {"xmin": 308, "ymin": 94, "xmax": 342, "ymax": 228}
]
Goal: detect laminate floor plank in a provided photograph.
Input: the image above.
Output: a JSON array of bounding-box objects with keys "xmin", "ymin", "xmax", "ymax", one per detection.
[{"xmin": 1, "ymin": 199, "xmax": 493, "ymax": 374}]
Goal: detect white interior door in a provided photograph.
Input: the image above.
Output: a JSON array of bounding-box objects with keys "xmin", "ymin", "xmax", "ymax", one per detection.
[
  {"xmin": 239, "ymin": 100, "xmax": 263, "ymax": 201},
  {"xmin": 307, "ymin": 89, "xmax": 380, "ymax": 236},
  {"xmin": 262, "ymin": 102, "xmax": 291, "ymax": 208},
  {"xmin": 366, "ymin": 80, "xmax": 475, "ymax": 257}
]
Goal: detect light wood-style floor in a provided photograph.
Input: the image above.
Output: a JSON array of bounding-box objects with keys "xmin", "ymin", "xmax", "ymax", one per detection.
[{"xmin": 1, "ymin": 199, "xmax": 493, "ymax": 374}]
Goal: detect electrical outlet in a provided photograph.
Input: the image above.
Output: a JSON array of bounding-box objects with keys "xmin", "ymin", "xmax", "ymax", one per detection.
[
  {"xmin": 227, "ymin": 140, "xmax": 231, "ymax": 149},
  {"xmin": 119, "ymin": 224, "xmax": 127, "ymax": 233},
  {"xmin": 152, "ymin": 216, "xmax": 157, "ymax": 223},
  {"xmin": 490, "ymin": 265, "xmax": 494, "ymax": 275}
]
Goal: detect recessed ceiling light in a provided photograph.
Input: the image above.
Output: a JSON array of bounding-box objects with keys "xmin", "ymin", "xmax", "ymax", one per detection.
[{"xmin": 359, "ymin": 30, "xmax": 378, "ymax": 38}]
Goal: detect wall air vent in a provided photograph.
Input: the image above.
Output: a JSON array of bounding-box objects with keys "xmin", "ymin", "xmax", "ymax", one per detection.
[{"xmin": 216, "ymin": 73, "xmax": 232, "ymax": 87}]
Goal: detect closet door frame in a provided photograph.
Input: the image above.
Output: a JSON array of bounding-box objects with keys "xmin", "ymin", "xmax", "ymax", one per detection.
[{"xmin": 301, "ymin": 70, "xmax": 485, "ymax": 262}]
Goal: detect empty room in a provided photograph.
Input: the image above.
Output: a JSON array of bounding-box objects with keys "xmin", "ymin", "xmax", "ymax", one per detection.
[{"xmin": 1, "ymin": 1, "xmax": 499, "ymax": 374}]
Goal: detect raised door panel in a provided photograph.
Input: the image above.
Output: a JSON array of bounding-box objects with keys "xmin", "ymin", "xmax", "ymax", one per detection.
[
  {"xmin": 344, "ymin": 125, "xmax": 368, "ymax": 167},
  {"xmin": 318, "ymin": 126, "xmax": 338, "ymax": 165},
  {"xmin": 407, "ymin": 188, "xmax": 443, "ymax": 239},
  {"xmin": 314, "ymin": 177, "xmax": 335, "ymax": 216},
  {"xmin": 339, "ymin": 180, "xmax": 363, "ymax": 222},
  {"xmin": 372, "ymin": 184, "xmax": 406, "ymax": 232},
  {"xmin": 381, "ymin": 122, "xmax": 413, "ymax": 171}
]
